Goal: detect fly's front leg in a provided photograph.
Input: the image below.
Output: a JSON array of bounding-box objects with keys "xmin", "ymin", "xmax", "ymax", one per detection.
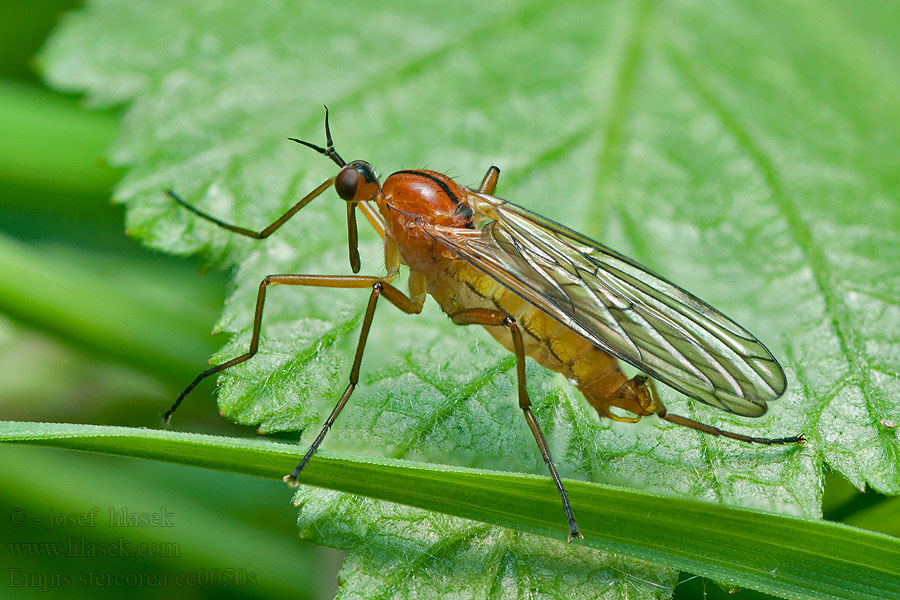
[
  {"xmin": 167, "ymin": 178, "xmax": 334, "ymax": 240},
  {"xmin": 168, "ymin": 180, "xmax": 369, "ymax": 274},
  {"xmin": 450, "ymin": 308, "xmax": 583, "ymax": 542}
]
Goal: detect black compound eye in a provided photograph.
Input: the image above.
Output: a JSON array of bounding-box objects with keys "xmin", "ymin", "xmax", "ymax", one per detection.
[{"xmin": 335, "ymin": 167, "xmax": 359, "ymax": 200}]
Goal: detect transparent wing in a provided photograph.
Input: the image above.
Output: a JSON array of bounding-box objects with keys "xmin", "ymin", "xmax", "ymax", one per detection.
[{"xmin": 424, "ymin": 191, "xmax": 786, "ymax": 416}]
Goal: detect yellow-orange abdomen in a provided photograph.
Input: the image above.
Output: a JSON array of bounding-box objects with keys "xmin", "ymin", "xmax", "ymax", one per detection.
[{"xmin": 429, "ymin": 259, "xmax": 633, "ymax": 415}]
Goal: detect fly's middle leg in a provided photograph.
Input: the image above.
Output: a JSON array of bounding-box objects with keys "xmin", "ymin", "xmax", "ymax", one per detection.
[
  {"xmin": 165, "ymin": 274, "xmax": 424, "ymax": 482},
  {"xmin": 450, "ymin": 308, "xmax": 583, "ymax": 542},
  {"xmin": 284, "ymin": 279, "xmax": 423, "ymax": 485}
]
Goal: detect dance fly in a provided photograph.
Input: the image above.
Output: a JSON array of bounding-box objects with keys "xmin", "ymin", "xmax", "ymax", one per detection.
[{"xmin": 164, "ymin": 108, "xmax": 804, "ymax": 542}]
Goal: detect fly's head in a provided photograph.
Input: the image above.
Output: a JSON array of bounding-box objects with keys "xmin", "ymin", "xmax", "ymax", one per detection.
[
  {"xmin": 289, "ymin": 107, "xmax": 383, "ymax": 273},
  {"xmin": 289, "ymin": 108, "xmax": 382, "ymax": 205},
  {"xmin": 334, "ymin": 160, "xmax": 381, "ymax": 203}
]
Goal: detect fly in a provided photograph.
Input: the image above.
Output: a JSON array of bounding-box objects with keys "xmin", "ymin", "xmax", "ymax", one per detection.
[{"xmin": 164, "ymin": 108, "xmax": 804, "ymax": 542}]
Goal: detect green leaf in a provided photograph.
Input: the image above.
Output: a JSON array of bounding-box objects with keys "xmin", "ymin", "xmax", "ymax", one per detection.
[
  {"xmin": 2, "ymin": 421, "xmax": 899, "ymax": 600},
  {"xmin": 39, "ymin": 0, "xmax": 900, "ymax": 598}
]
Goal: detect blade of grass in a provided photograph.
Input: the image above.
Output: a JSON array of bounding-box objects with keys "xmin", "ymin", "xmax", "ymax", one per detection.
[
  {"xmin": 1, "ymin": 420, "xmax": 897, "ymax": 600},
  {"xmin": 1, "ymin": 445, "xmax": 319, "ymax": 599}
]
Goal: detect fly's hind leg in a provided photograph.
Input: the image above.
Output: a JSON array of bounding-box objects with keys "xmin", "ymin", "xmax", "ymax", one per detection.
[
  {"xmin": 451, "ymin": 308, "xmax": 583, "ymax": 542},
  {"xmin": 626, "ymin": 376, "xmax": 806, "ymax": 445}
]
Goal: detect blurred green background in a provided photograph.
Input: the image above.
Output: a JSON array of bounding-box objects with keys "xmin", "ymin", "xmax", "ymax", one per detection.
[
  {"xmin": 0, "ymin": 2, "xmax": 342, "ymax": 599},
  {"xmin": 0, "ymin": 2, "xmax": 894, "ymax": 600}
]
